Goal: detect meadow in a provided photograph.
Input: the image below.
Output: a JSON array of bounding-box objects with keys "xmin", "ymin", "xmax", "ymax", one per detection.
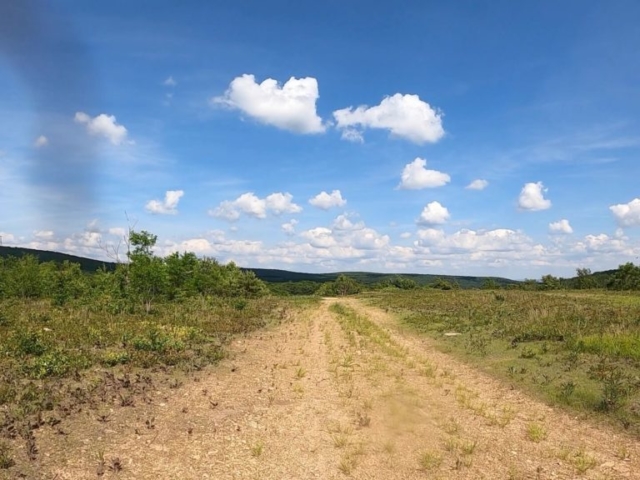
[{"xmin": 363, "ymin": 289, "xmax": 640, "ymax": 435}]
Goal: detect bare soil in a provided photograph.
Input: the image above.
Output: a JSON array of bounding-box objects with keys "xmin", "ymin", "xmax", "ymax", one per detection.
[{"xmin": 7, "ymin": 298, "xmax": 640, "ymax": 479}]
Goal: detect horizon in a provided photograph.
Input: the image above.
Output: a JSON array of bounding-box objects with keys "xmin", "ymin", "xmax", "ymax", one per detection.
[
  {"xmin": 1, "ymin": 1, "xmax": 640, "ymax": 279},
  {"xmin": 0, "ymin": 244, "xmax": 619, "ymax": 282}
]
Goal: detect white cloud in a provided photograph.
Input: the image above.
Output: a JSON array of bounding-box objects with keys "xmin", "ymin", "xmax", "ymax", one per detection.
[
  {"xmin": 0, "ymin": 232, "xmax": 16, "ymax": 244},
  {"xmin": 163, "ymin": 76, "xmax": 177, "ymax": 87},
  {"xmin": 610, "ymin": 198, "xmax": 640, "ymax": 227},
  {"xmin": 210, "ymin": 192, "xmax": 302, "ymax": 221},
  {"xmin": 212, "ymin": 74, "xmax": 325, "ymax": 134},
  {"xmin": 466, "ymin": 179, "xmax": 488, "ymax": 190},
  {"xmin": 74, "ymin": 112, "xmax": 128, "ymax": 145},
  {"xmin": 518, "ymin": 181, "xmax": 551, "ymax": 211},
  {"xmin": 400, "ymin": 232, "xmax": 412, "ymax": 239},
  {"xmin": 332, "ymin": 214, "xmax": 364, "ymax": 231},
  {"xmin": 398, "ymin": 158, "xmax": 450, "ymax": 189},
  {"xmin": 34, "ymin": 135, "xmax": 48, "ymax": 148},
  {"xmin": 418, "ymin": 201, "xmax": 450, "ymax": 225},
  {"xmin": 34, "ymin": 230, "xmax": 54, "ymax": 239},
  {"xmin": 309, "ymin": 190, "xmax": 347, "ymax": 209},
  {"xmin": 265, "ymin": 192, "xmax": 303, "ymax": 215},
  {"xmin": 549, "ymin": 219, "xmax": 573, "ymax": 234},
  {"xmin": 108, "ymin": 227, "xmax": 127, "ymax": 238},
  {"xmin": 145, "ymin": 190, "xmax": 184, "ymax": 215},
  {"xmin": 333, "ymin": 93, "xmax": 444, "ymax": 144},
  {"xmin": 301, "ymin": 227, "xmax": 336, "ymax": 248},
  {"xmin": 416, "ymin": 228, "xmax": 534, "ymax": 253},
  {"xmin": 282, "ymin": 219, "xmax": 298, "ymax": 235}
]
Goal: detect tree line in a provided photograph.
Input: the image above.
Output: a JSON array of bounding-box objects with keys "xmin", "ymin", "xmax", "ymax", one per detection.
[{"xmin": 0, "ymin": 230, "xmax": 267, "ymax": 312}]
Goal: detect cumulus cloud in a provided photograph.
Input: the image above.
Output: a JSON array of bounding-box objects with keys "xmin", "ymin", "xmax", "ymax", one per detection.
[
  {"xmin": 210, "ymin": 192, "xmax": 302, "ymax": 221},
  {"xmin": 549, "ymin": 219, "xmax": 573, "ymax": 234},
  {"xmin": 466, "ymin": 179, "xmax": 488, "ymax": 190},
  {"xmin": 610, "ymin": 198, "xmax": 640, "ymax": 227},
  {"xmin": 518, "ymin": 181, "xmax": 551, "ymax": 211},
  {"xmin": 332, "ymin": 214, "xmax": 364, "ymax": 231},
  {"xmin": 212, "ymin": 74, "xmax": 325, "ymax": 134},
  {"xmin": 309, "ymin": 190, "xmax": 347, "ymax": 209},
  {"xmin": 282, "ymin": 219, "xmax": 298, "ymax": 235},
  {"xmin": 333, "ymin": 93, "xmax": 444, "ymax": 144},
  {"xmin": 301, "ymin": 227, "xmax": 336, "ymax": 248},
  {"xmin": 418, "ymin": 201, "xmax": 450, "ymax": 225},
  {"xmin": 145, "ymin": 190, "xmax": 184, "ymax": 215},
  {"xmin": 74, "ymin": 112, "xmax": 128, "ymax": 145},
  {"xmin": 163, "ymin": 76, "xmax": 177, "ymax": 86},
  {"xmin": 398, "ymin": 158, "xmax": 450, "ymax": 189},
  {"xmin": 0, "ymin": 232, "xmax": 16, "ymax": 244},
  {"xmin": 34, "ymin": 135, "xmax": 48, "ymax": 148}
]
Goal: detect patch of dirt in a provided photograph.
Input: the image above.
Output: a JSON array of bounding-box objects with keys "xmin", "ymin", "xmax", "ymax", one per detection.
[{"xmin": 7, "ymin": 299, "xmax": 639, "ymax": 479}]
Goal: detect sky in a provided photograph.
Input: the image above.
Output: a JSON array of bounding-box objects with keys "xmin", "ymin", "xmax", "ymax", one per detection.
[{"xmin": 1, "ymin": 0, "xmax": 640, "ymax": 279}]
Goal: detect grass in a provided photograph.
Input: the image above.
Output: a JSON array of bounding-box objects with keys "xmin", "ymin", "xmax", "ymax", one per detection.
[
  {"xmin": 525, "ymin": 422, "xmax": 548, "ymax": 443},
  {"xmin": 250, "ymin": 440, "xmax": 264, "ymax": 457},
  {"xmin": 363, "ymin": 289, "xmax": 640, "ymax": 436},
  {"xmin": 418, "ymin": 450, "xmax": 442, "ymax": 470}
]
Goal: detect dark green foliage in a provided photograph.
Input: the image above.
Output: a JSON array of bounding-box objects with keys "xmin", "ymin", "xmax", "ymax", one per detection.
[
  {"xmin": 429, "ymin": 278, "xmax": 459, "ymax": 290},
  {"xmin": 316, "ymin": 274, "xmax": 362, "ymax": 296},
  {"xmin": 607, "ymin": 262, "xmax": 640, "ymax": 291}
]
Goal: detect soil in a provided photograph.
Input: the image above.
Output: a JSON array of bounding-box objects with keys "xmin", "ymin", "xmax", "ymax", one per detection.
[{"xmin": 7, "ymin": 298, "xmax": 640, "ymax": 479}]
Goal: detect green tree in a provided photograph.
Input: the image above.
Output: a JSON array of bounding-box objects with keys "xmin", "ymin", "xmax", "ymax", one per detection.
[
  {"xmin": 126, "ymin": 230, "xmax": 167, "ymax": 313},
  {"xmin": 607, "ymin": 263, "xmax": 640, "ymax": 291},
  {"xmin": 540, "ymin": 274, "xmax": 562, "ymax": 290},
  {"xmin": 481, "ymin": 278, "xmax": 500, "ymax": 290},
  {"xmin": 575, "ymin": 268, "xmax": 596, "ymax": 289}
]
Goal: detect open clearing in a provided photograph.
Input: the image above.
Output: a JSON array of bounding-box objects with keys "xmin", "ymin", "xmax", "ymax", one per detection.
[{"xmin": 12, "ymin": 298, "xmax": 640, "ymax": 479}]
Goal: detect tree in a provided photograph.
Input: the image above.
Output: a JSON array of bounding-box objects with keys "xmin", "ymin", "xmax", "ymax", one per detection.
[
  {"xmin": 540, "ymin": 274, "xmax": 562, "ymax": 290},
  {"xmin": 481, "ymin": 278, "xmax": 500, "ymax": 290},
  {"xmin": 607, "ymin": 263, "xmax": 640, "ymax": 291},
  {"xmin": 575, "ymin": 268, "xmax": 596, "ymax": 289},
  {"xmin": 316, "ymin": 275, "xmax": 362, "ymax": 296},
  {"xmin": 126, "ymin": 230, "xmax": 167, "ymax": 313}
]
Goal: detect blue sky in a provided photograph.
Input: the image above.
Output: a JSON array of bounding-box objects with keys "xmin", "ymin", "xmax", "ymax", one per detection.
[{"xmin": 1, "ymin": 0, "xmax": 640, "ymax": 278}]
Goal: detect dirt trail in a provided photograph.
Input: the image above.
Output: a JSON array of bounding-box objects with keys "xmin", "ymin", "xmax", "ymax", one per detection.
[{"xmin": 28, "ymin": 298, "xmax": 640, "ymax": 479}]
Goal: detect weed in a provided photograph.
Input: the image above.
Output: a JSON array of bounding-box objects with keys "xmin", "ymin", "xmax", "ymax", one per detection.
[
  {"xmin": 571, "ymin": 449, "xmax": 597, "ymax": 474},
  {"xmin": 338, "ymin": 453, "xmax": 357, "ymax": 475},
  {"xmin": 558, "ymin": 380, "xmax": 576, "ymax": 401},
  {"xmin": 251, "ymin": 441, "xmax": 264, "ymax": 457},
  {"xmin": 588, "ymin": 357, "xmax": 638, "ymax": 412},
  {"xmin": 418, "ymin": 451, "xmax": 442, "ymax": 470},
  {"xmin": 332, "ymin": 433, "xmax": 348, "ymax": 448},
  {"xmin": 295, "ymin": 367, "xmax": 307, "ymax": 379},
  {"xmin": 382, "ymin": 441, "xmax": 395, "ymax": 454},
  {"xmin": 460, "ymin": 440, "xmax": 477, "ymax": 455},
  {"xmin": 526, "ymin": 422, "xmax": 548, "ymax": 443},
  {"xmin": 0, "ymin": 442, "xmax": 15, "ymax": 469}
]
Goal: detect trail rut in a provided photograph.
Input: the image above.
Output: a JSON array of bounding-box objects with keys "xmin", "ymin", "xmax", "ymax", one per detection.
[{"xmin": 27, "ymin": 299, "xmax": 640, "ymax": 479}]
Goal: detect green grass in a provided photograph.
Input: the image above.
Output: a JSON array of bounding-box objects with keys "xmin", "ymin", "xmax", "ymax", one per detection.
[{"xmin": 363, "ymin": 289, "xmax": 640, "ymax": 436}]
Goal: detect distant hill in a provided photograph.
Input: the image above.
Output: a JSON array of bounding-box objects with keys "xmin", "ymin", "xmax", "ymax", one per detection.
[
  {"xmin": 0, "ymin": 246, "xmax": 117, "ymax": 272},
  {"xmin": 249, "ymin": 268, "xmax": 518, "ymax": 289},
  {"xmin": 1, "ymin": 245, "xmax": 518, "ymax": 289}
]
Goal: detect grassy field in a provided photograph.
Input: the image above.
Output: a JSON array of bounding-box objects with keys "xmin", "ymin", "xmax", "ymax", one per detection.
[
  {"xmin": 0, "ymin": 295, "xmax": 318, "ymax": 470},
  {"xmin": 363, "ymin": 289, "xmax": 640, "ymax": 435}
]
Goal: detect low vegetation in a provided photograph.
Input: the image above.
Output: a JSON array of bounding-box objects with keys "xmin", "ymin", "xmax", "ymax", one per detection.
[
  {"xmin": 0, "ymin": 230, "xmax": 314, "ymax": 474},
  {"xmin": 364, "ymin": 287, "xmax": 640, "ymax": 434}
]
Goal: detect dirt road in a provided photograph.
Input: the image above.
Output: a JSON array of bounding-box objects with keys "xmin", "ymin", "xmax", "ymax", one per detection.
[{"xmin": 31, "ymin": 298, "xmax": 639, "ymax": 479}]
